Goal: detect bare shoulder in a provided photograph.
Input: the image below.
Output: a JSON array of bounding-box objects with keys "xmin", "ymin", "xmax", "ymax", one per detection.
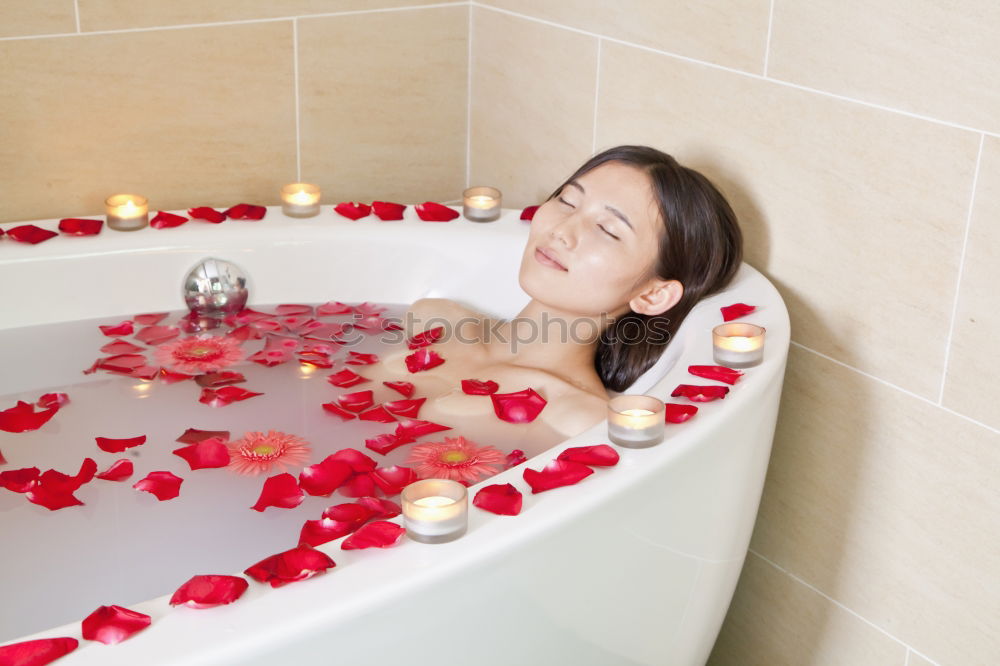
[
  {"xmin": 538, "ymin": 386, "xmax": 608, "ymax": 439},
  {"xmin": 408, "ymin": 298, "xmax": 482, "ymax": 332}
]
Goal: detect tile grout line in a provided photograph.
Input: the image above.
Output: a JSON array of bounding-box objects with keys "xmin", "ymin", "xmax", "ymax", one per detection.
[
  {"xmin": 468, "ymin": 2, "xmax": 1000, "ymax": 141},
  {"xmin": 762, "ymin": 0, "xmax": 775, "ymax": 76},
  {"xmin": 73, "ymin": 0, "xmax": 81, "ymax": 33},
  {"xmin": 292, "ymin": 18, "xmax": 301, "ymax": 183},
  {"xmin": 905, "ymin": 648, "xmax": 912, "ymax": 666},
  {"xmin": 591, "ymin": 38, "xmax": 602, "ymax": 153},
  {"xmin": 747, "ymin": 549, "xmax": 942, "ymax": 666},
  {"xmin": 936, "ymin": 132, "xmax": 985, "ymax": 405},
  {"xmin": 465, "ymin": 1, "xmax": 473, "ymax": 188},
  {"xmin": 789, "ymin": 339, "xmax": 1000, "ymax": 435}
]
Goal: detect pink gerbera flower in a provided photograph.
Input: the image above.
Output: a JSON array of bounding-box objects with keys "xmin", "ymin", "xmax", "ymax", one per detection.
[
  {"xmin": 405, "ymin": 436, "xmax": 506, "ymax": 484},
  {"xmin": 227, "ymin": 431, "xmax": 311, "ymax": 476},
  {"xmin": 154, "ymin": 335, "xmax": 244, "ymax": 375}
]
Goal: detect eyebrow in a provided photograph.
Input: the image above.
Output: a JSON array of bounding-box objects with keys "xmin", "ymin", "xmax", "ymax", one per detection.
[{"xmin": 565, "ymin": 180, "xmax": 635, "ymax": 231}]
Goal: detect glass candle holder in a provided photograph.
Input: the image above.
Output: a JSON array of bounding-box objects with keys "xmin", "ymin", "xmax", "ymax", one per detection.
[
  {"xmin": 462, "ymin": 186, "xmax": 501, "ymax": 222},
  {"xmin": 712, "ymin": 322, "xmax": 766, "ymax": 368},
  {"xmin": 105, "ymin": 194, "xmax": 148, "ymax": 231},
  {"xmin": 401, "ymin": 479, "xmax": 468, "ymax": 544},
  {"xmin": 280, "ymin": 183, "xmax": 321, "ymax": 217},
  {"xmin": 607, "ymin": 395, "xmax": 666, "ymax": 449}
]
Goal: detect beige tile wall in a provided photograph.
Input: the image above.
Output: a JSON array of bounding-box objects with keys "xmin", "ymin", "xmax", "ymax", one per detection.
[{"xmin": 0, "ymin": 0, "xmax": 77, "ymax": 38}]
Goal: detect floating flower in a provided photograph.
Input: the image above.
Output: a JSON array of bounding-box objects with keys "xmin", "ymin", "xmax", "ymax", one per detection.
[
  {"xmin": 58, "ymin": 218, "xmax": 103, "ymax": 236},
  {"xmin": 173, "ymin": 437, "xmax": 231, "ymax": 470},
  {"xmin": 244, "ymin": 545, "xmax": 336, "ymax": 588},
  {"xmin": 721, "ymin": 303, "xmax": 756, "ymax": 321},
  {"xmin": 371, "ymin": 201, "xmax": 405, "ymax": 221},
  {"xmin": 0, "ymin": 636, "xmax": 78, "ymax": 665},
  {"xmin": 522, "ymin": 460, "xmax": 593, "ymax": 494},
  {"xmin": 383, "ymin": 397, "xmax": 426, "ymax": 418},
  {"xmin": 169, "ymin": 575, "xmax": 249, "ymax": 609},
  {"xmin": 228, "ymin": 430, "xmax": 311, "ymax": 476},
  {"xmin": 133, "ymin": 471, "xmax": 183, "ymax": 501},
  {"xmin": 199, "ymin": 386, "xmax": 263, "ymax": 407},
  {"xmin": 327, "ymin": 368, "xmax": 369, "ymax": 387},
  {"xmin": 95, "ymin": 459, "xmax": 134, "ymax": 482},
  {"xmin": 0, "ymin": 400, "xmax": 58, "ymax": 433},
  {"xmin": 665, "ymin": 403, "xmax": 698, "ymax": 423},
  {"xmin": 250, "ymin": 473, "xmax": 304, "ymax": 511},
  {"xmin": 95, "ymin": 434, "xmax": 146, "ymax": 453},
  {"xmin": 405, "ymin": 349, "xmax": 444, "ymax": 373},
  {"xmin": 155, "ymin": 335, "xmax": 244, "ymax": 374},
  {"xmin": 461, "ymin": 379, "xmax": 499, "ymax": 395},
  {"xmin": 334, "ymin": 202, "xmax": 371, "ymax": 220},
  {"xmin": 473, "ymin": 483, "xmax": 523, "ymax": 515},
  {"xmin": 556, "ymin": 444, "xmax": 620, "ymax": 467},
  {"xmin": 342, "ymin": 521, "xmax": 405, "ymax": 549},
  {"xmin": 414, "ymin": 202, "xmax": 459, "ymax": 222},
  {"xmin": 407, "ymin": 326, "xmax": 444, "ymax": 349},
  {"xmin": 491, "ymin": 388, "xmax": 546, "ymax": 423},
  {"xmin": 670, "ymin": 384, "xmax": 730, "ymax": 402},
  {"xmin": 688, "ymin": 364, "xmax": 743, "ymax": 385},
  {"xmin": 188, "ymin": 206, "xmax": 226, "ymax": 223},
  {"xmin": 5, "ymin": 224, "xmax": 57, "ymax": 244},
  {"xmin": 81, "ymin": 605, "xmax": 151, "ymax": 645},
  {"xmin": 520, "ymin": 205, "xmax": 538, "ymax": 221},
  {"xmin": 406, "ymin": 436, "xmax": 505, "ymax": 484},
  {"xmin": 383, "ymin": 381, "xmax": 415, "ymax": 397},
  {"xmin": 150, "ymin": 211, "xmax": 188, "ymax": 228}
]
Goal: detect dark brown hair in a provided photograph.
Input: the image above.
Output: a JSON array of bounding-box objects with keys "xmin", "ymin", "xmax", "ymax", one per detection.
[{"xmin": 551, "ymin": 145, "xmax": 743, "ymax": 391}]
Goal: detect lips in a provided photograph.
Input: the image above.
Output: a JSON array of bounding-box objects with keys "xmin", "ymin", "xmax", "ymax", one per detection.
[{"xmin": 535, "ymin": 247, "xmax": 568, "ymax": 271}]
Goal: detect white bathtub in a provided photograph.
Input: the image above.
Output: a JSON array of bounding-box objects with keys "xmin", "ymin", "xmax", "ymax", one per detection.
[{"xmin": 0, "ymin": 207, "xmax": 789, "ymax": 665}]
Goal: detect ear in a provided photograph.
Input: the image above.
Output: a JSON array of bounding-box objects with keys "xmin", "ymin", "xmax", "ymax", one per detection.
[{"xmin": 629, "ymin": 279, "xmax": 683, "ymax": 316}]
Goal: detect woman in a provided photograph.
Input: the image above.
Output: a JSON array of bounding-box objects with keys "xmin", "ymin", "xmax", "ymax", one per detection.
[{"xmin": 374, "ymin": 145, "xmax": 742, "ymax": 459}]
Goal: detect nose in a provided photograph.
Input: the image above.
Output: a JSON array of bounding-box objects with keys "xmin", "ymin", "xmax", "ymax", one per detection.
[{"xmin": 549, "ymin": 216, "xmax": 579, "ymax": 249}]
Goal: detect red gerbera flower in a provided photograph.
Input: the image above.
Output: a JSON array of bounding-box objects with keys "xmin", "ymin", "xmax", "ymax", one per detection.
[
  {"xmin": 227, "ymin": 431, "xmax": 311, "ymax": 476},
  {"xmin": 406, "ymin": 436, "xmax": 506, "ymax": 484},
  {"xmin": 154, "ymin": 335, "xmax": 244, "ymax": 375}
]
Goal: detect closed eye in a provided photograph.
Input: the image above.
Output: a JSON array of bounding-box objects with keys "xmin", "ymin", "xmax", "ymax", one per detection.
[
  {"xmin": 557, "ymin": 196, "xmax": 575, "ymax": 208},
  {"xmin": 598, "ymin": 224, "xmax": 620, "ymax": 240}
]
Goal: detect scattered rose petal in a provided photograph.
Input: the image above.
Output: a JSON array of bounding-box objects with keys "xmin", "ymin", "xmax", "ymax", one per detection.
[
  {"xmin": 405, "ymin": 349, "xmax": 444, "ymax": 373},
  {"xmin": 688, "ymin": 364, "xmax": 744, "ymax": 385},
  {"xmin": 95, "ymin": 459, "xmax": 133, "ymax": 482},
  {"xmin": 505, "ymin": 449, "xmax": 527, "ymax": 469},
  {"xmin": 81, "ymin": 605, "xmax": 151, "ymax": 645},
  {"xmin": 298, "ymin": 457, "xmax": 353, "ymax": 496},
  {"xmin": 407, "ymin": 326, "xmax": 444, "ymax": 349},
  {"xmin": 188, "ymin": 206, "xmax": 226, "ymax": 223},
  {"xmin": 353, "ymin": 302, "xmax": 388, "ymax": 317},
  {"xmin": 383, "ymin": 381, "xmax": 414, "ymax": 397},
  {"xmin": 383, "ymin": 397, "xmax": 425, "ymax": 418},
  {"xmin": 473, "ymin": 483, "xmax": 522, "ymax": 515},
  {"xmin": 395, "ymin": 419, "xmax": 451, "ymax": 439},
  {"xmin": 670, "ymin": 384, "xmax": 730, "ymax": 402},
  {"xmin": 356, "ymin": 496, "xmax": 401, "ymax": 518},
  {"xmin": 37, "ymin": 393, "xmax": 69, "ymax": 410},
  {"xmin": 334, "ymin": 202, "xmax": 371, "ymax": 220},
  {"xmin": 317, "ymin": 301, "xmax": 354, "ymax": 315},
  {"xmin": 414, "ymin": 202, "xmax": 459, "ymax": 222},
  {"xmin": 365, "ymin": 432, "xmax": 413, "ymax": 455},
  {"xmin": 272, "ymin": 303, "xmax": 313, "ymax": 316},
  {"xmin": 195, "ymin": 371, "xmax": 246, "ymax": 388},
  {"xmin": 557, "ymin": 444, "xmax": 620, "ymax": 467},
  {"xmin": 358, "ymin": 406, "xmax": 396, "ymax": 423},
  {"xmin": 340, "ymin": 473, "xmax": 377, "ymax": 498},
  {"xmin": 161, "ymin": 371, "xmax": 193, "ymax": 388},
  {"xmin": 6, "ymin": 224, "xmax": 58, "ymax": 244},
  {"xmin": 329, "ymin": 448, "xmax": 377, "ymax": 473},
  {"xmin": 225, "ymin": 203, "xmax": 266, "ymax": 220},
  {"xmin": 322, "ymin": 502, "xmax": 374, "ymax": 523},
  {"xmin": 1, "ymin": 467, "xmax": 40, "ymax": 493},
  {"xmin": 0, "ymin": 636, "xmax": 78, "ymax": 665},
  {"xmin": 523, "ymin": 459, "xmax": 593, "ymax": 493},
  {"xmin": 299, "ymin": 517, "xmax": 354, "ymax": 548},
  {"xmin": 338, "ymin": 390, "xmax": 374, "ymax": 413},
  {"xmin": 173, "ymin": 437, "xmax": 231, "ymax": 470},
  {"xmin": 243, "ymin": 546, "xmax": 335, "ymax": 588},
  {"xmin": 250, "ymin": 473, "xmax": 304, "ymax": 511},
  {"xmin": 371, "ymin": 201, "xmax": 405, "ymax": 221},
  {"xmin": 520, "ymin": 205, "xmax": 538, "ymax": 221},
  {"xmin": 665, "ymin": 403, "xmax": 698, "ymax": 423},
  {"xmin": 721, "ymin": 303, "xmax": 756, "ymax": 321},
  {"xmin": 345, "ymin": 351, "xmax": 379, "ymax": 365},
  {"xmin": 371, "ymin": 465, "xmax": 417, "ymax": 495},
  {"xmin": 133, "ymin": 312, "xmax": 169, "ymax": 326},
  {"xmin": 461, "ymin": 379, "xmax": 499, "ymax": 395},
  {"xmin": 133, "ymin": 471, "xmax": 183, "ymax": 500},
  {"xmin": 491, "ymin": 388, "xmax": 547, "ymax": 423},
  {"xmin": 100, "ymin": 339, "xmax": 144, "ymax": 354},
  {"xmin": 150, "ymin": 211, "xmax": 188, "ymax": 228},
  {"xmin": 341, "ymin": 520, "xmax": 405, "ymax": 549},
  {"xmin": 199, "ymin": 386, "xmax": 263, "ymax": 407},
  {"xmin": 95, "ymin": 435, "xmax": 146, "ymax": 453},
  {"xmin": 26, "ymin": 484, "xmax": 83, "ymax": 511},
  {"xmin": 169, "ymin": 575, "xmax": 249, "ymax": 608},
  {"xmin": 134, "ymin": 325, "xmax": 180, "ymax": 345},
  {"xmin": 322, "ymin": 401, "xmax": 357, "ymax": 421},
  {"xmin": 58, "ymin": 218, "xmax": 103, "ymax": 236},
  {"xmin": 327, "ymin": 368, "xmax": 369, "ymax": 388},
  {"xmin": 176, "ymin": 428, "xmax": 230, "ymax": 444},
  {"xmin": 99, "ymin": 320, "xmax": 134, "ymax": 336}
]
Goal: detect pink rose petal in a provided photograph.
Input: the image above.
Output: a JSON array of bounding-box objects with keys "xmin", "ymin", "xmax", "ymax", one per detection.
[
  {"xmin": 244, "ymin": 546, "xmax": 335, "ymax": 588},
  {"xmin": 133, "ymin": 471, "xmax": 183, "ymax": 501},
  {"xmin": 461, "ymin": 379, "xmax": 499, "ymax": 395},
  {"xmin": 173, "ymin": 437, "xmax": 231, "ymax": 470},
  {"xmin": 383, "ymin": 381, "xmax": 415, "ymax": 397},
  {"xmin": 6, "ymin": 224, "xmax": 58, "ymax": 244},
  {"xmin": 0, "ymin": 636, "xmax": 78, "ymax": 665},
  {"xmin": 414, "ymin": 202, "xmax": 459, "ymax": 222},
  {"xmin": 334, "ymin": 202, "xmax": 371, "ymax": 220},
  {"xmin": 95, "ymin": 434, "xmax": 146, "ymax": 453},
  {"xmin": 665, "ymin": 403, "xmax": 698, "ymax": 423},
  {"xmin": 250, "ymin": 473, "xmax": 304, "ymax": 511},
  {"xmin": 670, "ymin": 384, "xmax": 730, "ymax": 402},
  {"xmin": 523, "ymin": 459, "xmax": 593, "ymax": 493},
  {"xmin": 150, "ymin": 211, "xmax": 188, "ymax": 228},
  {"xmin": 81, "ymin": 605, "xmax": 151, "ymax": 645},
  {"xmin": 556, "ymin": 444, "xmax": 620, "ymax": 467},
  {"xmin": 341, "ymin": 520, "xmax": 405, "ymax": 549},
  {"xmin": 473, "ymin": 483, "xmax": 523, "ymax": 515},
  {"xmin": 721, "ymin": 303, "xmax": 756, "ymax": 321},
  {"xmin": 405, "ymin": 349, "xmax": 444, "ymax": 373},
  {"xmin": 371, "ymin": 201, "xmax": 405, "ymax": 221},
  {"xmin": 491, "ymin": 388, "xmax": 547, "ymax": 423},
  {"xmin": 95, "ymin": 459, "xmax": 134, "ymax": 482},
  {"xmin": 169, "ymin": 574, "xmax": 249, "ymax": 608},
  {"xmin": 58, "ymin": 218, "xmax": 103, "ymax": 236}
]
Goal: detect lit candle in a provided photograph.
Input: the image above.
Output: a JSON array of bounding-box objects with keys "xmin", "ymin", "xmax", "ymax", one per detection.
[
  {"xmin": 713, "ymin": 322, "xmax": 765, "ymax": 368},
  {"xmin": 607, "ymin": 395, "xmax": 666, "ymax": 449},
  {"xmin": 462, "ymin": 186, "xmax": 502, "ymax": 222},
  {"xmin": 105, "ymin": 194, "xmax": 149, "ymax": 231},
  {"xmin": 280, "ymin": 183, "xmax": 321, "ymax": 217},
  {"xmin": 401, "ymin": 479, "xmax": 468, "ymax": 543}
]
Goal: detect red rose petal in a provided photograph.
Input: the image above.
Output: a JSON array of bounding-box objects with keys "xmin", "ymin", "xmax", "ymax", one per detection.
[
  {"xmin": 298, "ymin": 457, "xmax": 353, "ymax": 496},
  {"xmin": 199, "ymin": 386, "xmax": 263, "ymax": 407},
  {"xmin": 0, "ymin": 401, "xmax": 59, "ymax": 433},
  {"xmin": 298, "ymin": 517, "xmax": 354, "ymax": 548},
  {"xmin": 364, "ymin": 432, "xmax": 413, "ymax": 455},
  {"xmin": 0, "ymin": 636, "xmax": 78, "ymax": 665},
  {"xmin": 99, "ymin": 320, "xmax": 134, "ymax": 336},
  {"xmin": 522, "ymin": 459, "xmax": 593, "ymax": 493},
  {"xmin": 557, "ymin": 444, "xmax": 620, "ymax": 467},
  {"xmin": 395, "ymin": 419, "xmax": 451, "ymax": 439},
  {"xmin": 91, "ymin": 353, "xmax": 146, "ymax": 373},
  {"xmin": 721, "ymin": 303, "xmax": 756, "ymax": 321},
  {"xmin": 356, "ymin": 496, "xmax": 401, "ymax": 518},
  {"xmin": 327, "ymin": 368, "xmax": 369, "ymax": 387},
  {"xmin": 133, "ymin": 471, "xmax": 183, "ymax": 501},
  {"xmin": 134, "ymin": 324, "xmax": 180, "ymax": 345},
  {"xmin": 36, "ymin": 392, "xmax": 69, "ymax": 410},
  {"xmin": 334, "ymin": 202, "xmax": 372, "ymax": 220},
  {"xmin": 473, "ymin": 483, "xmax": 523, "ymax": 515},
  {"xmin": 150, "ymin": 211, "xmax": 188, "ymax": 228},
  {"xmin": 382, "ymin": 397, "xmax": 426, "ymax": 418},
  {"xmin": 505, "ymin": 449, "xmax": 527, "ymax": 469},
  {"xmin": 250, "ymin": 473, "xmax": 304, "ymax": 511},
  {"xmin": 665, "ymin": 403, "xmax": 698, "ymax": 423},
  {"xmin": 371, "ymin": 201, "xmax": 405, "ymax": 221},
  {"xmin": 100, "ymin": 339, "xmax": 145, "ymax": 354},
  {"xmin": 224, "ymin": 203, "xmax": 252, "ymax": 220},
  {"xmin": 133, "ymin": 312, "xmax": 169, "ymax": 326},
  {"xmin": 169, "ymin": 574, "xmax": 249, "ymax": 609},
  {"xmin": 95, "ymin": 435, "xmax": 146, "ymax": 453},
  {"xmin": 688, "ymin": 364, "xmax": 744, "ymax": 385},
  {"xmin": 341, "ymin": 520, "xmax": 405, "ymax": 549},
  {"xmin": 520, "ymin": 205, "xmax": 539, "ymax": 221},
  {"xmin": 414, "ymin": 202, "xmax": 459, "ymax": 222},
  {"xmin": 81, "ymin": 605, "xmax": 151, "ymax": 645},
  {"xmin": 491, "ymin": 388, "xmax": 547, "ymax": 423},
  {"xmin": 371, "ymin": 465, "xmax": 417, "ymax": 496},
  {"xmin": 244, "ymin": 545, "xmax": 335, "ymax": 588},
  {"xmin": 461, "ymin": 379, "xmax": 499, "ymax": 395},
  {"xmin": 338, "ymin": 389, "xmax": 374, "ymax": 413},
  {"xmin": 670, "ymin": 384, "xmax": 730, "ymax": 402},
  {"xmin": 322, "ymin": 502, "xmax": 375, "ymax": 523},
  {"xmin": 329, "ymin": 448, "xmax": 377, "ymax": 473},
  {"xmin": 383, "ymin": 381, "xmax": 415, "ymax": 397},
  {"xmin": 95, "ymin": 459, "xmax": 134, "ymax": 482},
  {"xmin": 176, "ymin": 428, "xmax": 230, "ymax": 444},
  {"xmin": 358, "ymin": 405, "xmax": 396, "ymax": 423},
  {"xmin": 1, "ymin": 467, "xmax": 40, "ymax": 493},
  {"xmin": 195, "ymin": 371, "xmax": 246, "ymax": 388},
  {"xmin": 322, "ymin": 401, "xmax": 357, "ymax": 421},
  {"xmin": 173, "ymin": 437, "xmax": 231, "ymax": 470},
  {"xmin": 58, "ymin": 218, "xmax": 103, "ymax": 236},
  {"xmin": 340, "ymin": 473, "xmax": 377, "ymax": 498},
  {"xmin": 188, "ymin": 206, "xmax": 226, "ymax": 223},
  {"xmin": 407, "ymin": 326, "xmax": 444, "ymax": 349},
  {"xmin": 26, "ymin": 484, "xmax": 83, "ymax": 511},
  {"xmin": 6, "ymin": 224, "xmax": 58, "ymax": 244},
  {"xmin": 405, "ymin": 349, "xmax": 444, "ymax": 373},
  {"xmin": 158, "ymin": 369, "xmax": 192, "ymax": 384},
  {"xmin": 345, "ymin": 351, "xmax": 379, "ymax": 365},
  {"xmin": 317, "ymin": 301, "xmax": 354, "ymax": 315}
]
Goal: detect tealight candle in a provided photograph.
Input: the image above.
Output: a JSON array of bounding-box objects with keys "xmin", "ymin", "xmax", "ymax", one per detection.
[
  {"xmin": 462, "ymin": 186, "xmax": 502, "ymax": 222},
  {"xmin": 607, "ymin": 395, "xmax": 666, "ymax": 449},
  {"xmin": 401, "ymin": 479, "xmax": 468, "ymax": 543},
  {"xmin": 280, "ymin": 183, "xmax": 321, "ymax": 217},
  {"xmin": 713, "ymin": 322, "xmax": 766, "ymax": 368},
  {"xmin": 105, "ymin": 194, "xmax": 148, "ymax": 231}
]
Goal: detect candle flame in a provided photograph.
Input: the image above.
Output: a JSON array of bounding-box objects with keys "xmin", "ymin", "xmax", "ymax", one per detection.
[{"xmin": 413, "ymin": 496, "xmax": 455, "ymax": 508}]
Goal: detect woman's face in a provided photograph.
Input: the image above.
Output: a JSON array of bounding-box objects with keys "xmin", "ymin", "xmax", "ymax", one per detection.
[{"xmin": 519, "ymin": 161, "xmax": 663, "ymax": 318}]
